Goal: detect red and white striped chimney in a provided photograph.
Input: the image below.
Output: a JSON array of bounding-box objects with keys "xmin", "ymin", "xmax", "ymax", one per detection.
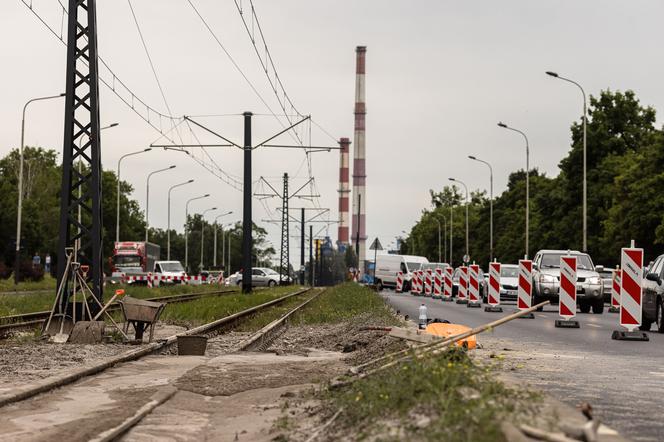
[
  {"xmin": 352, "ymin": 46, "xmax": 367, "ymax": 274},
  {"xmin": 338, "ymin": 137, "xmax": 351, "ymax": 246}
]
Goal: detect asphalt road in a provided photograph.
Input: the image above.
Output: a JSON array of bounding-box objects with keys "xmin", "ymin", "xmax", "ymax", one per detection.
[{"xmin": 382, "ymin": 290, "xmax": 664, "ymax": 442}]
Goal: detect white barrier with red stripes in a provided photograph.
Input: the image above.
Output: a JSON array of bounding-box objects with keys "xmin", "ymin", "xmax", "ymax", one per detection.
[
  {"xmin": 443, "ymin": 267, "xmax": 453, "ymax": 300},
  {"xmin": 458, "ymin": 266, "xmax": 468, "ymax": 301},
  {"xmin": 488, "ymin": 262, "xmax": 501, "ymax": 306},
  {"xmin": 518, "ymin": 260, "xmax": 533, "ymax": 310},
  {"xmin": 122, "ymin": 274, "xmax": 209, "ymax": 285},
  {"xmin": 424, "ymin": 269, "xmax": 433, "ymax": 296},
  {"xmin": 468, "ymin": 264, "xmax": 480, "ymax": 304},
  {"xmin": 611, "ymin": 268, "xmax": 621, "ymax": 311},
  {"xmin": 620, "ymin": 248, "xmax": 643, "ymax": 332},
  {"xmin": 410, "ymin": 271, "xmax": 420, "ymax": 295},
  {"xmin": 559, "ymin": 256, "xmax": 577, "ymax": 320},
  {"xmin": 395, "ymin": 271, "xmax": 404, "ymax": 293},
  {"xmin": 417, "ymin": 270, "xmax": 425, "ymax": 295},
  {"xmin": 433, "ymin": 267, "xmax": 443, "ymax": 299}
]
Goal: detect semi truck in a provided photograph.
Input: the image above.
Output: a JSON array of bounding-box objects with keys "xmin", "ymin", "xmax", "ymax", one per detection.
[{"xmin": 110, "ymin": 241, "xmax": 160, "ymax": 278}]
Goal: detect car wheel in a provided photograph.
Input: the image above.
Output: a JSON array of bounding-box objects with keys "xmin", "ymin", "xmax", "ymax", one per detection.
[
  {"xmin": 268, "ymin": 280, "xmax": 276, "ymax": 287},
  {"xmin": 592, "ymin": 299, "xmax": 604, "ymax": 314},
  {"xmin": 656, "ymin": 299, "xmax": 664, "ymax": 333},
  {"xmin": 579, "ymin": 303, "xmax": 591, "ymax": 314},
  {"xmin": 533, "ymin": 295, "xmax": 544, "ymax": 311},
  {"xmin": 376, "ymin": 280, "xmax": 383, "ymax": 291}
]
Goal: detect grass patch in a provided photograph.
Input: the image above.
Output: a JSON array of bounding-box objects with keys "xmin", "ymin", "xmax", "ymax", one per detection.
[
  {"xmin": 293, "ymin": 283, "xmax": 399, "ymax": 326},
  {"xmin": 323, "ymin": 348, "xmax": 538, "ymax": 441},
  {"xmin": 159, "ymin": 285, "xmax": 306, "ymax": 327},
  {"xmin": 0, "ymin": 275, "xmax": 57, "ymax": 293},
  {"xmin": 233, "ymin": 288, "xmax": 319, "ymax": 332},
  {"xmin": 0, "ymin": 283, "xmax": 234, "ymax": 318}
]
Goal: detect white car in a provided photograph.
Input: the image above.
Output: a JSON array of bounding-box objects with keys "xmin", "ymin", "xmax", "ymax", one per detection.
[
  {"xmin": 225, "ymin": 267, "xmax": 291, "ymax": 287},
  {"xmin": 154, "ymin": 261, "xmax": 187, "ymax": 283}
]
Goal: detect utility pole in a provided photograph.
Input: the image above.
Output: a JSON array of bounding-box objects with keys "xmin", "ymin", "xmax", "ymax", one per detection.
[
  {"xmin": 242, "ymin": 112, "xmax": 253, "ymax": 294},
  {"xmin": 279, "ymin": 173, "xmax": 290, "ymax": 285},
  {"xmin": 57, "ymin": 0, "xmax": 103, "ymax": 305},
  {"xmin": 300, "ymin": 208, "xmax": 305, "ymax": 284},
  {"xmin": 309, "ymin": 225, "xmax": 313, "ymax": 286}
]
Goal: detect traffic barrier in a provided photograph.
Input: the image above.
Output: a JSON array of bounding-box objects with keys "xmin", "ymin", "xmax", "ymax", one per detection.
[
  {"xmin": 443, "ymin": 267, "xmax": 453, "ymax": 301},
  {"xmin": 433, "ymin": 267, "xmax": 443, "ymax": 299},
  {"xmin": 121, "ymin": 274, "xmax": 208, "ymax": 286},
  {"xmin": 518, "ymin": 260, "xmax": 534, "ymax": 319},
  {"xmin": 424, "ymin": 269, "xmax": 433, "ymax": 297},
  {"xmin": 609, "ymin": 267, "xmax": 620, "ymax": 313},
  {"xmin": 417, "ymin": 270, "xmax": 425, "ymax": 295},
  {"xmin": 485, "ymin": 262, "xmax": 503, "ymax": 313},
  {"xmin": 395, "ymin": 271, "xmax": 404, "ymax": 293},
  {"xmin": 467, "ymin": 264, "xmax": 481, "ymax": 308},
  {"xmin": 411, "ymin": 271, "xmax": 420, "ymax": 296},
  {"xmin": 612, "ymin": 247, "xmax": 649, "ymax": 341},
  {"xmin": 555, "ymin": 255, "xmax": 580, "ymax": 328},
  {"xmin": 456, "ymin": 266, "xmax": 468, "ymax": 304}
]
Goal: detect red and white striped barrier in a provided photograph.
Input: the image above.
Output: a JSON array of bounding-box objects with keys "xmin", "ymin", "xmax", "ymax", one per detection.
[
  {"xmin": 410, "ymin": 271, "xmax": 420, "ymax": 295},
  {"xmin": 417, "ymin": 270, "xmax": 425, "ymax": 295},
  {"xmin": 620, "ymin": 248, "xmax": 643, "ymax": 332},
  {"xmin": 609, "ymin": 268, "xmax": 621, "ymax": 313},
  {"xmin": 456, "ymin": 266, "xmax": 468, "ymax": 304},
  {"xmin": 488, "ymin": 262, "xmax": 501, "ymax": 306},
  {"xmin": 555, "ymin": 255, "xmax": 579, "ymax": 328},
  {"xmin": 468, "ymin": 264, "xmax": 481, "ymax": 307},
  {"xmin": 424, "ymin": 269, "xmax": 433, "ymax": 297},
  {"xmin": 518, "ymin": 260, "xmax": 533, "ymax": 310},
  {"xmin": 443, "ymin": 266, "xmax": 453, "ymax": 301},
  {"xmin": 122, "ymin": 274, "xmax": 208, "ymax": 286},
  {"xmin": 395, "ymin": 271, "xmax": 404, "ymax": 293},
  {"xmin": 433, "ymin": 267, "xmax": 443, "ymax": 299}
]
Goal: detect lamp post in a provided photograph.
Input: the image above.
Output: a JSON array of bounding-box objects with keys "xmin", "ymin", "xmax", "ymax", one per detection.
[
  {"xmin": 546, "ymin": 71, "xmax": 587, "ymax": 252},
  {"xmin": 14, "ymin": 92, "xmax": 65, "ymax": 284},
  {"xmin": 116, "ymin": 148, "xmax": 152, "ymax": 243},
  {"xmin": 185, "ymin": 194, "xmax": 210, "ymax": 272},
  {"xmin": 167, "ymin": 179, "xmax": 194, "ymax": 260},
  {"xmin": 469, "ymin": 155, "xmax": 494, "ymax": 262},
  {"xmin": 434, "ymin": 216, "xmax": 447, "ymax": 263},
  {"xmin": 449, "ymin": 178, "xmax": 469, "ymax": 264},
  {"xmin": 498, "ymin": 122, "xmax": 530, "ymax": 259},
  {"xmin": 213, "ymin": 212, "xmax": 233, "ymax": 267},
  {"xmin": 199, "ymin": 207, "xmax": 217, "ymax": 271},
  {"xmin": 145, "ymin": 165, "xmax": 176, "ymax": 242},
  {"xmin": 449, "ymin": 204, "xmax": 453, "ymax": 265}
]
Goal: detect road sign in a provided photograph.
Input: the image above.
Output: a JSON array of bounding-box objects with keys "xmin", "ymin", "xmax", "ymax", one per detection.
[
  {"xmin": 620, "ymin": 248, "xmax": 643, "ymax": 332},
  {"xmin": 556, "ymin": 255, "xmax": 580, "ymax": 328},
  {"xmin": 369, "ymin": 238, "xmax": 383, "ymax": 251},
  {"xmin": 443, "ymin": 266, "xmax": 453, "ymax": 301},
  {"xmin": 468, "ymin": 264, "xmax": 481, "ymax": 307}
]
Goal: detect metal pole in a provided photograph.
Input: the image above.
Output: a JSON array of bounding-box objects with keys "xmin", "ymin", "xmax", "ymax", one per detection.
[
  {"xmin": 185, "ymin": 194, "xmax": 209, "ymax": 272},
  {"xmin": 300, "ymin": 208, "xmax": 305, "ymax": 284},
  {"xmin": 228, "ymin": 233, "xmax": 231, "ymax": 274},
  {"xmin": 167, "ymin": 179, "xmax": 193, "ymax": 260},
  {"xmin": 200, "ymin": 207, "xmax": 217, "ymax": 271},
  {"xmin": 450, "ymin": 205, "xmax": 453, "ymax": 265},
  {"xmin": 15, "ymin": 93, "xmax": 65, "ymax": 284},
  {"xmin": 468, "ymin": 156, "xmax": 494, "ymax": 262},
  {"xmin": 436, "ymin": 218, "xmax": 441, "ymax": 263},
  {"xmin": 145, "ymin": 165, "xmax": 176, "ymax": 242},
  {"xmin": 355, "ymin": 194, "xmax": 361, "ymax": 266},
  {"xmin": 309, "ymin": 225, "xmax": 313, "ymax": 286},
  {"xmin": 242, "ymin": 112, "xmax": 253, "ymax": 294},
  {"xmin": 222, "ymin": 227, "xmax": 225, "ymax": 268},
  {"xmin": 213, "ymin": 222, "xmax": 218, "ymax": 268}
]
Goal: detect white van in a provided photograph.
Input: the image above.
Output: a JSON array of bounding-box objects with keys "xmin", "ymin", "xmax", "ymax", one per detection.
[{"xmin": 374, "ymin": 254, "xmax": 429, "ymax": 290}]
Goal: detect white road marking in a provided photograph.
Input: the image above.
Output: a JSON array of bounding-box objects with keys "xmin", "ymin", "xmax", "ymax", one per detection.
[
  {"xmin": 586, "ymin": 323, "xmax": 601, "ymax": 329},
  {"xmin": 537, "ymin": 314, "xmax": 547, "ymax": 319}
]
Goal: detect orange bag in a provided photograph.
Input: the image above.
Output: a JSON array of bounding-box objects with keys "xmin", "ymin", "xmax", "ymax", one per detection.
[{"xmin": 425, "ymin": 322, "xmax": 477, "ymax": 349}]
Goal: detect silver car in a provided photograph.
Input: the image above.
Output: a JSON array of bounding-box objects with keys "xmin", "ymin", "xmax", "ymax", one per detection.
[
  {"xmin": 532, "ymin": 250, "xmax": 604, "ymax": 314},
  {"xmin": 226, "ymin": 267, "xmax": 290, "ymax": 287}
]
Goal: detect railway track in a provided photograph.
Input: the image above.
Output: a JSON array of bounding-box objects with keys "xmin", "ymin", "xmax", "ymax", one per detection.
[
  {"xmin": 0, "ymin": 286, "xmax": 320, "ymax": 410},
  {"xmin": 0, "ymin": 288, "xmax": 239, "ymax": 338}
]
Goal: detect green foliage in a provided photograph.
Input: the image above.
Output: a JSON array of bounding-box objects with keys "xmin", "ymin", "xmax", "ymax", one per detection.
[{"xmin": 405, "ymin": 89, "xmax": 664, "ymax": 266}]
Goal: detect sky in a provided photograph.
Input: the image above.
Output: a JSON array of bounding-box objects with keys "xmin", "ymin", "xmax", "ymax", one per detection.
[{"xmin": 2, "ymin": 0, "xmax": 663, "ymax": 265}]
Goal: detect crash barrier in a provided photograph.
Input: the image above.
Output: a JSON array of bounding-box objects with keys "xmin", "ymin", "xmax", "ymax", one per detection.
[
  {"xmin": 518, "ymin": 260, "xmax": 532, "ymax": 309},
  {"xmin": 424, "ymin": 269, "xmax": 433, "ymax": 296},
  {"xmin": 468, "ymin": 264, "xmax": 481, "ymax": 307},
  {"xmin": 433, "ymin": 268, "xmax": 443, "ymax": 298},
  {"xmin": 410, "ymin": 271, "xmax": 420, "ymax": 295},
  {"xmin": 122, "ymin": 274, "xmax": 212, "ymax": 286},
  {"xmin": 456, "ymin": 266, "xmax": 468, "ymax": 304},
  {"xmin": 619, "ymin": 248, "xmax": 644, "ymax": 332},
  {"xmin": 555, "ymin": 255, "xmax": 579, "ymax": 328},
  {"xmin": 443, "ymin": 267, "xmax": 453, "ymax": 301},
  {"xmin": 486, "ymin": 262, "xmax": 503, "ymax": 313},
  {"xmin": 395, "ymin": 271, "xmax": 404, "ymax": 293},
  {"xmin": 418, "ymin": 270, "xmax": 424, "ymax": 295},
  {"xmin": 609, "ymin": 268, "xmax": 621, "ymax": 313}
]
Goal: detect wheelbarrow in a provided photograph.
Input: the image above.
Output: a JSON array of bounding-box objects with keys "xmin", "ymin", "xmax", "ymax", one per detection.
[{"xmin": 119, "ymin": 296, "xmax": 166, "ymax": 343}]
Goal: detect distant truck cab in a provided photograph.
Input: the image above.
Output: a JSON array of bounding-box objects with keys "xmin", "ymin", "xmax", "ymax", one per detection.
[{"xmin": 111, "ymin": 241, "xmax": 160, "ymax": 282}]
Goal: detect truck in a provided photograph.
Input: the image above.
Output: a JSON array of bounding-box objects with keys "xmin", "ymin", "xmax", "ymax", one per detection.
[
  {"xmin": 374, "ymin": 254, "xmax": 429, "ymax": 291},
  {"xmin": 111, "ymin": 241, "xmax": 160, "ymax": 279}
]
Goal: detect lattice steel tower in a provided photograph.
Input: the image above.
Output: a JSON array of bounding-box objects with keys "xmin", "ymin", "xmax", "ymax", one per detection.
[
  {"xmin": 57, "ymin": 0, "xmax": 104, "ymax": 303},
  {"xmin": 279, "ymin": 173, "xmax": 290, "ymax": 284}
]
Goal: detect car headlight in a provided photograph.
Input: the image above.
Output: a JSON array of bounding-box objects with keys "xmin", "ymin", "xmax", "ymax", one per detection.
[
  {"xmin": 539, "ymin": 274, "xmax": 557, "ymax": 283},
  {"xmin": 587, "ymin": 276, "xmax": 601, "ymax": 285}
]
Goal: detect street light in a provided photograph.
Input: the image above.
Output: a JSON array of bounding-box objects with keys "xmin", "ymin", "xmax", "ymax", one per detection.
[
  {"xmin": 185, "ymin": 194, "xmax": 210, "ymax": 272},
  {"xmin": 434, "ymin": 215, "xmax": 447, "ymax": 264},
  {"xmin": 14, "ymin": 92, "xmax": 65, "ymax": 284},
  {"xmin": 546, "ymin": 70, "xmax": 588, "ymax": 252},
  {"xmin": 498, "ymin": 121, "xmax": 530, "ymax": 259},
  {"xmin": 200, "ymin": 207, "xmax": 217, "ymax": 271},
  {"xmin": 469, "ymin": 155, "xmax": 494, "ymax": 263},
  {"xmin": 449, "ymin": 178, "xmax": 469, "ymax": 264},
  {"xmin": 167, "ymin": 179, "xmax": 194, "ymax": 260},
  {"xmin": 116, "ymin": 148, "xmax": 152, "ymax": 243},
  {"xmin": 145, "ymin": 165, "xmax": 176, "ymax": 242},
  {"xmin": 213, "ymin": 211, "xmax": 233, "ymax": 267}
]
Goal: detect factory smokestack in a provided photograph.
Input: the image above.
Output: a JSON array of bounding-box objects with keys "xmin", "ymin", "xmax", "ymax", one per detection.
[
  {"xmin": 337, "ymin": 137, "xmax": 351, "ymax": 247},
  {"xmin": 352, "ymin": 46, "xmax": 367, "ymax": 275}
]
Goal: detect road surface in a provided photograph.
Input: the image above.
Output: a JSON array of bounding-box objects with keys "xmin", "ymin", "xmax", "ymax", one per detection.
[{"xmin": 383, "ymin": 290, "xmax": 663, "ymax": 442}]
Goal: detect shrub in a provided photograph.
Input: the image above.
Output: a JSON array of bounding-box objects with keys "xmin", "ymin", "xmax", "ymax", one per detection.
[
  {"xmin": 0, "ymin": 262, "xmax": 11, "ymax": 280},
  {"xmin": 19, "ymin": 261, "xmax": 44, "ymax": 282}
]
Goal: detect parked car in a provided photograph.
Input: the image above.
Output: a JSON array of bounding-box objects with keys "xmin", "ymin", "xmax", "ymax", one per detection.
[
  {"xmin": 641, "ymin": 253, "xmax": 664, "ymax": 333},
  {"xmin": 225, "ymin": 267, "xmax": 291, "ymax": 287},
  {"xmin": 374, "ymin": 254, "xmax": 429, "ymax": 291},
  {"xmin": 532, "ymin": 249, "xmax": 604, "ymax": 313},
  {"xmin": 596, "ymin": 265, "xmax": 615, "ymax": 303},
  {"xmin": 482, "ymin": 264, "xmax": 519, "ymax": 303}
]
